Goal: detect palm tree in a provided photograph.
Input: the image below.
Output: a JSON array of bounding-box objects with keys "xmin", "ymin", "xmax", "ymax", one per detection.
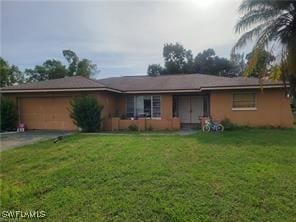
[{"xmin": 233, "ymin": 0, "xmax": 296, "ymax": 98}]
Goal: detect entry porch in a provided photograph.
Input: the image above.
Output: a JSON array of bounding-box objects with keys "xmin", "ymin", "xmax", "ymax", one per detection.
[
  {"xmin": 105, "ymin": 93, "xmax": 210, "ymax": 131},
  {"xmin": 173, "ymin": 94, "xmax": 210, "ymax": 128}
]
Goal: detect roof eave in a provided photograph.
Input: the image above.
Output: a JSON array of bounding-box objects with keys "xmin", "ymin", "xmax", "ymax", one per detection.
[
  {"xmin": 0, "ymin": 84, "xmax": 285, "ymax": 94},
  {"xmin": 201, "ymin": 84, "xmax": 285, "ymax": 91},
  {"xmin": 123, "ymin": 84, "xmax": 285, "ymax": 94},
  {"xmin": 0, "ymin": 87, "xmax": 122, "ymax": 94}
]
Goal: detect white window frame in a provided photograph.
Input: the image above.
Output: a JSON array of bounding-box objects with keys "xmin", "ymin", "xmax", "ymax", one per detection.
[
  {"xmin": 126, "ymin": 95, "xmax": 162, "ymax": 119},
  {"xmin": 232, "ymin": 92, "xmax": 257, "ymax": 111}
]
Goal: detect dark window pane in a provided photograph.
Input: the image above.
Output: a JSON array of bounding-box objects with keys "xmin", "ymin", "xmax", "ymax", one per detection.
[
  {"xmin": 152, "ymin": 96, "xmax": 161, "ymax": 117},
  {"xmin": 126, "ymin": 96, "xmax": 134, "ymax": 117}
]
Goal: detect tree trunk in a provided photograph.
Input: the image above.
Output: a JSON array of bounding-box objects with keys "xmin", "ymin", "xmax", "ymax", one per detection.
[{"xmin": 287, "ymin": 39, "xmax": 296, "ymax": 100}]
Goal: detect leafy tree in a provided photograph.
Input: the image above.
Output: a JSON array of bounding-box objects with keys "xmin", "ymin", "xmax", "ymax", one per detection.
[
  {"xmin": 233, "ymin": 0, "xmax": 296, "ymax": 98},
  {"xmin": 245, "ymin": 48, "xmax": 275, "ymax": 77},
  {"xmin": 147, "ymin": 64, "xmax": 165, "ymax": 76},
  {"xmin": 194, "ymin": 49, "xmax": 233, "ymax": 75},
  {"xmin": 76, "ymin": 59, "xmax": 98, "ymax": 78},
  {"xmin": 148, "ymin": 44, "xmax": 235, "ymax": 76},
  {"xmin": 229, "ymin": 53, "xmax": 246, "ymax": 76},
  {"xmin": 0, "ymin": 97, "xmax": 18, "ymax": 131},
  {"xmin": 0, "ymin": 57, "xmax": 24, "ymax": 87},
  {"xmin": 24, "ymin": 50, "xmax": 98, "ymax": 82},
  {"xmin": 25, "ymin": 59, "xmax": 68, "ymax": 82},
  {"xmin": 63, "ymin": 50, "xmax": 79, "ymax": 76},
  {"xmin": 69, "ymin": 96, "xmax": 103, "ymax": 132},
  {"xmin": 183, "ymin": 50, "xmax": 195, "ymax": 73},
  {"xmin": 163, "ymin": 43, "xmax": 193, "ymax": 74},
  {"xmin": 62, "ymin": 50, "xmax": 97, "ymax": 77}
]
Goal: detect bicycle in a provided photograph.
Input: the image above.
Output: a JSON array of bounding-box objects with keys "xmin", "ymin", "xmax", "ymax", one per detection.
[{"xmin": 202, "ymin": 118, "xmax": 224, "ymax": 132}]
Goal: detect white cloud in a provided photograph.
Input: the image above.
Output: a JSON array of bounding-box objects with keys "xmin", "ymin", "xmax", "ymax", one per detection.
[
  {"xmin": 76, "ymin": 1, "xmax": 241, "ymax": 54},
  {"xmin": 2, "ymin": 0, "xmax": 243, "ymax": 76}
]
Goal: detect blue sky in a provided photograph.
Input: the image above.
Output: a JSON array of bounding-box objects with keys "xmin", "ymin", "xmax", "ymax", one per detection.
[{"xmin": 1, "ymin": 0, "xmax": 243, "ymax": 79}]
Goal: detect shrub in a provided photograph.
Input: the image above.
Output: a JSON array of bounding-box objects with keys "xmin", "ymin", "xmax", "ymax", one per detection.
[
  {"xmin": 69, "ymin": 96, "xmax": 103, "ymax": 132},
  {"xmin": 128, "ymin": 124, "xmax": 138, "ymax": 131},
  {"xmin": 0, "ymin": 97, "xmax": 18, "ymax": 132},
  {"xmin": 221, "ymin": 118, "xmax": 237, "ymax": 131}
]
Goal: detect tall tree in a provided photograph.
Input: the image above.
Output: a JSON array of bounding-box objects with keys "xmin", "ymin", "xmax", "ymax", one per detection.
[
  {"xmin": 62, "ymin": 50, "xmax": 97, "ymax": 77},
  {"xmin": 162, "ymin": 43, "xmax": 193, "ymax": 74},
  {"xmin": 233, "ymin": 0, "xmax": 296, "ymax": 98},
  {"xmin": 0, "ymin": 57, "xmax": 24, "ymax": 87},
  {"xmin": 183, "ymin": 50, "xmax": 195, "ymax": 73},
  {"xmin": 25, "ymin": 59, "xmax": 68, "ymax": 82},
  {"xmin": 147, "ymin": 64, "xmax": 165, "ymax": 76},
  {"xmin": 148, "ymin": 44, "xmax": 234, "ymax": 76},
  {"xmin": 63, "ymin": 50, "xmax": 79, "ymax": 76},
  {"xmin": 245, "ymin": 48, "xmax": 275, "ymax": 77},
  {"xmin": 76, "ymin": 59, "xmax": 98, "ymax": 78},
  {"xmin": 194, "ymin": 49, "xmax": 233, "ymax": 75},
  {"xmin": 229, "ymin": 53, "xmax": 246, "ymax": 76}
]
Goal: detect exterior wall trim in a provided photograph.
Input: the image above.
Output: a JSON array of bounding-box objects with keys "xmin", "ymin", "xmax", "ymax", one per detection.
[
  {"xmin": 125, "ymin": 89, "xmax": 202, "ymax": 94},
  {"xmin": 201, "ymin": 85, "xmax": 284, "ymax": 91},
  {"xmin": 232, "ymin": 107, "xmax": 257, "ymax": 111}
]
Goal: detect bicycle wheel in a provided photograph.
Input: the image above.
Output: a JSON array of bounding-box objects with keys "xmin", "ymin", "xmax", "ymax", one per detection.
[
  {"xmin": 202, "ymin": 125, "xmax": 211, "ymax": 132},
  {"xmin": 217, "ymin": 124, "xmax": 224, "ymax": 132}
]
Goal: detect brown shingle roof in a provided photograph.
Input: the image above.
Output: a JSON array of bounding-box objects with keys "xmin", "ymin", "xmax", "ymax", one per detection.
[
  {"xmin": 97, "ymin": 74, "xmax": 283, "ymax": 92},
  {"xmin": 2, "ymin": 76, "xmax": 105, "ymax": 90},
  {"xmin": 1, "ymin": 74, "xmax": 284, "ymax": 93}
]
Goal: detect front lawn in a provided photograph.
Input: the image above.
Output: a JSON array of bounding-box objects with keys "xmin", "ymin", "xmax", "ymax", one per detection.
[{"xmin": 1, "ymin": 129, "xmax": 296, "ymax": 221}]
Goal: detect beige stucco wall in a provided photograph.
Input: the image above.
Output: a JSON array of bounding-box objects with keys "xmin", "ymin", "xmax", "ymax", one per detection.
[
  {"xmin": 210, "ymin": 89, "xmax": 293, "ymax": 128},
  {"xmin": 3, "ymin": 91, "xmax": 120, "ymax": 130},
  {"xmin": 2, "ymin": 92, "xmax": 177, "ymax": 131},
  {"xmin": 107, "ymin": 117, "xmax": 180, "ymax": 131},
  {"xmin": 3, "ymin": 88, "xmax": 292, "ymax": 130}
]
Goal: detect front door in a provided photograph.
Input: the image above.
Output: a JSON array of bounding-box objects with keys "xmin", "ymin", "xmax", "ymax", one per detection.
[
  {"xmin": 178, "ymin": 96, "xmax": 191, "ymax": 123},
  {"xmin": 191, "ymin": 96, "xmax": 204, "ymax": 123},
  {"xmin": 177, "ymin": 96, "xmax": 204, "ymax": 123}
]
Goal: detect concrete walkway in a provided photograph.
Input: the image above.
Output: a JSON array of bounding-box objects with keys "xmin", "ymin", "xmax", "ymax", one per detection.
[{"xmin": 0, "ymin": 130, "xmax": 73, "ymax": 151}]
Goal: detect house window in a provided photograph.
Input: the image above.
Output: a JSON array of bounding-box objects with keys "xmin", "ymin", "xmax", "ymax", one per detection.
[
  {"xmin": 232, "ymin": 92, "xmax": 256, "ymax": 109},
  {"xmin": 126, "ymin": 96, "xmax": 134, "ymax": 117},
  {"xmin": 152, "ymin": 96, "xmax": 161, "ymax": 117},
  {"xmin": 126, "ymin": 95, "xmax": 161, "ymax": 118},
  {"xmin": 203, "ymin": 95, "xmax": 210, "ymax": 116}
]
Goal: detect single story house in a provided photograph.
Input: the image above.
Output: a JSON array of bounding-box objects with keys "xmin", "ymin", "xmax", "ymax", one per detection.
[{"xmin": 1, "ymin": 74, "xmax": 293, "ymax": 130}]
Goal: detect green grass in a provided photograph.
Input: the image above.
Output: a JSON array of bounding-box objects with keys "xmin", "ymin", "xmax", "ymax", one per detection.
[{"xmin": 1, "ymin": 129, "xmax": 296, "ymax": 221}]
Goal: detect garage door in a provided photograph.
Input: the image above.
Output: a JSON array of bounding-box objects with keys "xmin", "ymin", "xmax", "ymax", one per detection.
[{"xmin": 19, "ymin": 97, "xmax": 77, "ymax": 130}]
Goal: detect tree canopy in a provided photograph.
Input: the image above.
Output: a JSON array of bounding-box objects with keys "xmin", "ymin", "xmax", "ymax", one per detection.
[
  {"xmin": 0, "ymin": 57, "xmax": 24, "ymax": 87},
  {"xmin": 62, "ymin": 50, "xmax": 97, "ymax": 77},
  {"xmin": 244, "ymin": 48, "xmax": 275, "ymax": 78},
  {"xmin": 233, "ymin": 0, "xmax": 296, "ymax": 98},
  {"xmin": 25, "ymin": 59, "xmax": 68, "ymax": 82},
  {"xmin": 1, "ymin": 50, "xmax": 99, "ymax": 86},
  {"xmin": 147, "ymin": 64, "xmax": 165, "ymax": 76},
  {"xmin": 162, "ymin": 43, "xmax": 193, "ymax": 74},
  {"xmin": 193, "ymin": 49, "xmax": 233, "ymax": 76},
  {"xmin": 147, "ymin": 43, "xmax": 243, "ymax": 76}
]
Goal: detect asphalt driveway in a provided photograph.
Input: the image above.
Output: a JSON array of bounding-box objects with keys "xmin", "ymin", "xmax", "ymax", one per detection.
[{"xmin": 0, "ymin": 130, "xmax": 73, "ymax": 151}]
